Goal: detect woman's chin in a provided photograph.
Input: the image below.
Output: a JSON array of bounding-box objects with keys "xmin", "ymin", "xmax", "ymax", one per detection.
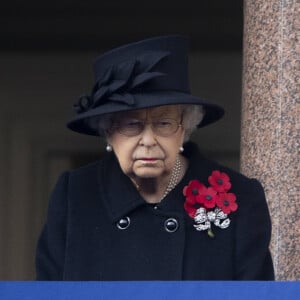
[
  {"xmin": 133, "ymin": 169, "xmax": 164, "ymax": 180},
  {"xmin": 135, "ymin": 173, "xmax": 161, "ymax": 179}
]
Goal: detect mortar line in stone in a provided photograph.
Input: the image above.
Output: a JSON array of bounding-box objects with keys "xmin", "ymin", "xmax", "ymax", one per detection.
[{"xmin": 274, "ymin": 0, "xmax": 284, "ymax": 278}]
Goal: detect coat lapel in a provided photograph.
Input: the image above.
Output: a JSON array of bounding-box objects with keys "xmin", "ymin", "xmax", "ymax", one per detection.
[{"xmin": 98, "ymin": 153, "xmax": 146, "ymax": 223}]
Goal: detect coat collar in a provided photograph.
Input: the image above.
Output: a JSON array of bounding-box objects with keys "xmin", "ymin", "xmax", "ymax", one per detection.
[
  {"xmin": 98, "ymin": 142, "xmax": 215, "ymax": 223},
  {"xmin": 98, "ymin": 153, "xmax": 146, "ymax": 223}
]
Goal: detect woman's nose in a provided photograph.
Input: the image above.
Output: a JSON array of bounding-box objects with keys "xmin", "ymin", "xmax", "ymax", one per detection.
[{"xmin": 138, "ymin": 124, "xmax": 157, "ymax": 146}]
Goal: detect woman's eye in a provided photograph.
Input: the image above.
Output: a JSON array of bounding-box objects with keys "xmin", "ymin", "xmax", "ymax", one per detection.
[
  {"xmin": 156, "ymin": 120, "xmax": 172, "ymax": 127},
  {"xmin": 122, "ymin": 120, "xmax": 142, "ymax": 127}
]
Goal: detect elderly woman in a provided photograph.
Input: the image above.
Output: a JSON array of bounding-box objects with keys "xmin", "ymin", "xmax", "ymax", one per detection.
[{"xmin": 36, "ymin": 36, "xmax": 274, "ymax": 280}]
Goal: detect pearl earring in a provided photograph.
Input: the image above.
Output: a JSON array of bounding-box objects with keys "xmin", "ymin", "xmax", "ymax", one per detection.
[
  {"xmin": 106, "ymin": 144, "xmax": 112, "ymax": 152},
  {"xmin": 179, "ymin": 146, "xmax": 184, "ymax": 153}
]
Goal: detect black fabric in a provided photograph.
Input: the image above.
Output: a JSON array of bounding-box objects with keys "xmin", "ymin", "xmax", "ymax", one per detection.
[{"xmin": 36, "ymin": 143, "xmax": 274, "ymax": 280}]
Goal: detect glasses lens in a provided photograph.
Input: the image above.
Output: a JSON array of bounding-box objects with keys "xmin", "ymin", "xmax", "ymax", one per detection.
[
  {"xmin": 114, "ymin": 118, "xmax": 180, "ymax": 137},
  {"xmin": 153, "ymin": 119, "xmax": 179, "ymax": 136},
  {"xmin": 116, "ymin": 119, "xmax": 144, "ymax": 136}
]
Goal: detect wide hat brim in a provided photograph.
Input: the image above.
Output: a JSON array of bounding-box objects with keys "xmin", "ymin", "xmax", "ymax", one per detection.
[{"xmin": 67, "ymin": 91, "xmax": 224, "ymax": 136}]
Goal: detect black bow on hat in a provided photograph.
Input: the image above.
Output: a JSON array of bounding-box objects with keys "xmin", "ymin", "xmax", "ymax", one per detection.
[{"xmin": 73, "ymin": 51, "xmax": 170, "ymax": 113}]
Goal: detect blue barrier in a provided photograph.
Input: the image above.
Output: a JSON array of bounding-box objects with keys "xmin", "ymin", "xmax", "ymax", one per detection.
[{"xmin": 0, "ymin": 281, "xmax": 299, "ymax": 300}]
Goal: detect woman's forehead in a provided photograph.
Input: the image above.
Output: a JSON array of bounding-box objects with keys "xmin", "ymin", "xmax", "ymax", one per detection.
[{"xmin": 116, "ymin": 105, "xmax": 182, "ymax": 118}]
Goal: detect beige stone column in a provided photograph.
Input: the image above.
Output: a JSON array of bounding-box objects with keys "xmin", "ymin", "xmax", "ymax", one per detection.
[{"xmin": 241, "ymin": 0, "xmax": 299, "ymax": 280}]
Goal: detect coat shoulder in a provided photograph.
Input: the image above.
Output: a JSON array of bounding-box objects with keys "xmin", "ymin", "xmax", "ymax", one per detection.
[{"xmin": 185, "ymin": 142, "xmax": 260, "ymax": 189}]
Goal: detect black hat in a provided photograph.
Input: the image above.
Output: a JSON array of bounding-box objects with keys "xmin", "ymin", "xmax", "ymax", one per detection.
[{"xmin": 67, "ymin": 35, "xmax": 224, "ymax": 136}]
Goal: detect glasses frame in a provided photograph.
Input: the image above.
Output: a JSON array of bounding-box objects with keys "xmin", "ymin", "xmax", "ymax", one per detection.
[{"xmin": 111, "ymin": 117, "xmax": 183, "ymax": 137}]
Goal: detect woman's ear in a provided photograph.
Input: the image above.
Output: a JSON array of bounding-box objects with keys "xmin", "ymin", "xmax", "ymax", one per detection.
[{"xmin": 180, "ymin": 125, "xmax": 186, "ymax": 145}]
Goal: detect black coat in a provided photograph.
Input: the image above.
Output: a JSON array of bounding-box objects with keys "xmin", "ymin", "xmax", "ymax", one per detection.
[{"xmin": 36, "ymin": 143, "xmax": 274, "ymax": 280}]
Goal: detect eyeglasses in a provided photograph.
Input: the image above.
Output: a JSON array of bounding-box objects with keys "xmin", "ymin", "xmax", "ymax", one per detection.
[{"xmin": 111, "ymin": 118, "xmax": 182, "ymax": 137}]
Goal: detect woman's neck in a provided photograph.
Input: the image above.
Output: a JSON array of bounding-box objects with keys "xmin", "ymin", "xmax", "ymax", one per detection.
[
  {"xmin": 134, "ymin": 178, "xmax": 166, "ymax": 203},
  {"xmin": 130, "ymin": 155, "xmax": 188, "ymax": 204}
]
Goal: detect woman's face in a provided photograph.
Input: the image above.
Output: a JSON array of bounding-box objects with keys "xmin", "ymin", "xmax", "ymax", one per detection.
[{"xmin": 107, "ymin": 105, "xmax": 185, "ymax": 180}]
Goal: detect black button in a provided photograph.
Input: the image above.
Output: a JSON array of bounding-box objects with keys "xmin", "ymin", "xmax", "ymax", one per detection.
[
  {"xmin": 116, "ymin": 217, "xmax": 130, "ymax": 230},
  {"xmin": 164, "ymin": 218, "xmax": 179, "ymax": 233}
]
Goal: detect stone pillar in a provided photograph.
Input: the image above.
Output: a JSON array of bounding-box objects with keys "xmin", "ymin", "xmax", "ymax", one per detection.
[{"xmin": 241, "ymin": 0, "xmax": 299, "ymax": 280}]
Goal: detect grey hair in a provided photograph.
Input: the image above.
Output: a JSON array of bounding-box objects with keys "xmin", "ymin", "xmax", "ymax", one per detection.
[
  {"xmin": 181, "ymin": 105, "xmax": 205, "ymax": 142},
  {"xmin": 95, "ymin": 104, "xmax": 205, "ymax": 141}
]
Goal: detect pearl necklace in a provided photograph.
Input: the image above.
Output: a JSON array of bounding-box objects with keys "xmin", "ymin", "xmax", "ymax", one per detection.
[{"xmin": 161, "ymin": 155, "xmax": 182, "ymax": 201}]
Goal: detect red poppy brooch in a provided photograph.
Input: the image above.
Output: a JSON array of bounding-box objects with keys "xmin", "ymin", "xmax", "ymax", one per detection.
[{"xmin": 183, "ymin": 170, "xmax": 238, "ymax": 238}]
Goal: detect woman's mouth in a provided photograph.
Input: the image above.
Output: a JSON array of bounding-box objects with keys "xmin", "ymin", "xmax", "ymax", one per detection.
[{"xmin": 139, "ymin": 158, "xmax": 159, "ymax": 162}]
